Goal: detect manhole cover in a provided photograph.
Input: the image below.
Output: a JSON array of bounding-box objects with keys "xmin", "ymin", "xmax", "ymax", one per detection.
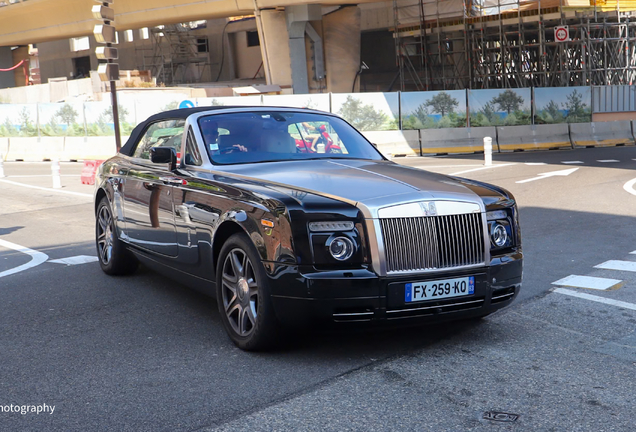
[{"xmin": 483, "ymin": 411, "xmax": 519, "ymax": 422}]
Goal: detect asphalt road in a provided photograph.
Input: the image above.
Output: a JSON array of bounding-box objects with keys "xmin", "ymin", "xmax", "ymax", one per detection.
[{"xmin": 0, "ymin": 147, "xmax": 635, "ymax": 431}]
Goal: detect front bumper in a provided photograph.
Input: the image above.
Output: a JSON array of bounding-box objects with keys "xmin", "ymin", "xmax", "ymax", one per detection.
[{"xmin": 266, "ymin": 251, "xmax": 522, "ymax": 327}]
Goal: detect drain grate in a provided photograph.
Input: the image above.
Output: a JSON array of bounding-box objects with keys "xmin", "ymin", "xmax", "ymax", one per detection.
[{"xmin": 483, "ymin": 411, "xmax": 519, "ymax": 422}]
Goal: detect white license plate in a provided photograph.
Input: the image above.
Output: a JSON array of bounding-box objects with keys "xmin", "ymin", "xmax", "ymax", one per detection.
[{"xmin": 405, "ymin": 276, "xmax": 475, "ymax": 303}]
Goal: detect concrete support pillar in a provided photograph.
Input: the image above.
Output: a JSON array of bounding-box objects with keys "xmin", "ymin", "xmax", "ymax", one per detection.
[
  {"xmin": 0, "ymin": 46, "xmax": 16, "ymax": 89},
  {"xmin": 323, "ymin": 6, "xmax": 361, "ymax": 93},
  {"xmin": 286, "ymin": 5, "xmax": 322, "ymax": 94},
  {"xmin": 259, "ymin": 10, "xmax": 292, "ymax": 89}
]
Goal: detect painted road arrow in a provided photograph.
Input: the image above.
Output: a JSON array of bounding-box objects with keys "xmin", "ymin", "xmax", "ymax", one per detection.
[{"xmin": 516, "ymin": 167, "xmax": 579, "ymax": 184}]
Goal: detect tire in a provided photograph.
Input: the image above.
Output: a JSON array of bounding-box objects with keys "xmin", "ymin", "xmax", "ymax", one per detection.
[
  {"xmin": 216, "ymin": 232, "xmax": 281, "ymax": 351},
  {"xmin": 96, "ymin": 197, "xmax": 138, "ymax": 275}
]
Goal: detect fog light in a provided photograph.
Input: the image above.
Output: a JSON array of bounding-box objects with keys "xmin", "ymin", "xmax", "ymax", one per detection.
[
  {"xmin": 328, "ymin": 236, "xmax": 355, "ymax": 261},
  {"xmin": 491, "ymin": 223, "xmax": 508, "ymax": 248}
]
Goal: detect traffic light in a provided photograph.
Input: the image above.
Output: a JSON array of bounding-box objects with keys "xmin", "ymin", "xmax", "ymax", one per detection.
[{"xmin": 93, "ymin": 0, "xmax": 118, "ymax": 82}]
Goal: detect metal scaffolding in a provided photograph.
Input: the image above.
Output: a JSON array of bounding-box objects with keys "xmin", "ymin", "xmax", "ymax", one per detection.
[
  {"xmin": 393, "ymin": 0, "xmax": 636, "ymax": 90},
  {"xmin": 137, "ymin": 23, "xmax": 210, "ymax": 86}
]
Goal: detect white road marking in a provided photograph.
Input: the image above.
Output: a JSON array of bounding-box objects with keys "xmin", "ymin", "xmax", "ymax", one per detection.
[
  {"xmin": 515, "ymin": 167, "xmax": 579, "ymax": 184},
  {"xmin": 0, "ymin": 179, "xmax": 92, "ymax": 198},
  {"xmin": 597, "ymin": 159, "xmax": 620, "ymax": 163},
  {"xmin": 552, "ymin": 275, "xmax": 623, "ymax": 291},
  {"xmin": 594, "ymin": 260, "xmax": 636, "ymax": 272},
  {"xmin": 525, "ymin": 162, "xmax": 547, "ymax": 166},
  {"xmin": 49, "ymin": 255, "xmax": 99, "ymax": 266},
  {"xmin": 0, "ymin": 239, "xmax": 49, "ymax": 279},
  {"xmin": 630, "ymin": 250, "xmax": 636, "ymax": 255},
  {"xmin": 623, "ymin": 178, "xmax": 636, "ymax": 196},
  {"xmin": 449, "ymin": 163, "xmax": 517, "ymax": 176},
  {"xmin": 562, "ymin": 161, "xmax": 584, "ymax": 164},
  {"xmin": 554, "ymin": 288, "xmax": 636, "ymax": 311},
  {"xmin": 404, "ymin": 164, "xmax": 480, "ymax": 168}
]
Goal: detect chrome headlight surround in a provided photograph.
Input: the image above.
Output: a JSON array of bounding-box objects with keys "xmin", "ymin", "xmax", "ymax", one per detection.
[
  {"xmin": 308, "ymin": 221, "xmax": 362, "ymax": 265},
  {"xmin": 327, "ymin": 236, "xmax": 356, "ymax": 261},
  {"xmin": 486, "ymin": 209, "xmax": 514, "ymax": 250}
]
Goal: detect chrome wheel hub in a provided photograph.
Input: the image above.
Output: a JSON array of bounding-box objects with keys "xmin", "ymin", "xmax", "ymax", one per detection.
[{"xmin": 237, "ymin": 278, "xmax": 249, "ymax": 301}]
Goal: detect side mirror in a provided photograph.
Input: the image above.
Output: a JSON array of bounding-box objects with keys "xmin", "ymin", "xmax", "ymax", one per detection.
[{"xmin": 150, "ymin": 147, "xmax": 177, "ymax": 171}]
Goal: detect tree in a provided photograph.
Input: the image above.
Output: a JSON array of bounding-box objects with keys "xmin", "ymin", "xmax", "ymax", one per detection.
[
  {"xmin": 544, "ymin": 100, "xmax": 561, "ymax": 120},
  {"xmin": 0, "ymin": 118, "xmax": 18, "ymax": 137},
  {"xmin": 18, "ymin": 107, "xmax": 37, "ymax": 136},
  {"xmin": 491, "ymin": 89, "xmax": 524, "ymax": 114},
  {"xmin": 101, "ymin": 104, "xmax": 129, "ymax": 124},
  {"xmin": 563, "ymin": 90, "xmax": 589, "ymax": 121},
  {"xmin": 481, "ymin": 101, "xmax": 497, "ymax": 123},
  {"xmin": 162, "ymin": 101, "xmax": 179, "ymax": 111},
  {"xmin": 413, "ymin": 103, "xmax": 430, "ymax": 125},
  {"xmin": 337, "ymin": 96, "xmax": 389, "ymax": 131},
  {"xmin": 55, "ymin": 103, "xmax": 79, "ymax": 126},
  {"xmin": 425, "ymin": 92, "xmax": 458, "ymax": 116}
]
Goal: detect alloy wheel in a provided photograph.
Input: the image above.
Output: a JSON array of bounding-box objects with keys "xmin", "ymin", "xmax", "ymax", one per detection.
[
  {"xmin": 97, "ymin": 204, "xmax": 114, "ymax": 265},
  {"xmin": 221, "ymin": 248, "xmax": 259, "ymax": 337}
]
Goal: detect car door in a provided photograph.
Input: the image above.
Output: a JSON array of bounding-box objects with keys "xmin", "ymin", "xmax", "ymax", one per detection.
[{"xmin": 123, "ymin": 119, "xmax": 185, "ymax": 257}]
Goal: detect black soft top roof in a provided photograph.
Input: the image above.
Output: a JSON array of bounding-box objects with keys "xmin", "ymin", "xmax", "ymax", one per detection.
[
  {"xmin": 120, "ymin": 106, "xmax": 238, "ymax": 156},
  {"xmin": 119, "ymin": 105, "xmax": 325, "ymax": 156}
]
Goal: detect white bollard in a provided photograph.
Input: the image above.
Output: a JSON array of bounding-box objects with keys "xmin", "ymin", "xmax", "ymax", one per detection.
[
  {"xmin": 51, "ymin": 159, "xmax": 62, "ymax": 189},
  {"xmin": 483, "ymin": 137, "xmax": 493, "ymax": 166},
  {"xmin": 0, "ymin": 153, "xmax": 5, "ymax": 178}
]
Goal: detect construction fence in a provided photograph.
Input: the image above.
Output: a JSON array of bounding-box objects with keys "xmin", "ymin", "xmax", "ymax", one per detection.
[{"xmin": 0, "ymin": 86, "xmax": 634, "ymax": 160}]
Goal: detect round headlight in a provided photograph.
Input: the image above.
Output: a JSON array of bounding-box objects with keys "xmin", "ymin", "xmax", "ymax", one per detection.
[
  {"xmin": 328, "ymin": 236, "xmax": 355, "ymax": 261},
  {"xmin": 491, "ymin": 223, "xmax": 508, "ymax": 248}
]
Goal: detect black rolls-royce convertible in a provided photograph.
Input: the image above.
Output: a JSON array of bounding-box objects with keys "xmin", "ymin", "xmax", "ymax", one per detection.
[{"xmin": 94, "ymin": 106, "xmax": 522, "ymax": 350}]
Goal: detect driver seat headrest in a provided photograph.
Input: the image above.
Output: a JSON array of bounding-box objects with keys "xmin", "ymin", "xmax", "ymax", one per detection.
[{"xmin": 261, "ymin": 130, "xmax": 295, "ymax": 153}]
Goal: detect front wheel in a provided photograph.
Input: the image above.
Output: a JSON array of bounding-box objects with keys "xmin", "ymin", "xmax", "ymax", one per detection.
[
  {"xmin": 96, "ymin": 197, "xmax": 138, "ymax": 275},
  {"xmin": 216, "ymin": 233, "xmax": 281, "ymax": 351}
]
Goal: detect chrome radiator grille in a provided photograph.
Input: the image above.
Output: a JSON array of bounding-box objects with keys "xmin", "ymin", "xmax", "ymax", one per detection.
[{"xmin": 380, "ymin": 213, "xmax": 485, "ymax": 273}]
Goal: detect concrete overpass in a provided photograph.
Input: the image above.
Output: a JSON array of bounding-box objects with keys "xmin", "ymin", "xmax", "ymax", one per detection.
[
  {"xmin": 1, "ymin": 0, "xmax": 372, "ymax": 94},
  {"xmin": 0, "ymin": 0, "xmax": 376, "ymax": 46}
]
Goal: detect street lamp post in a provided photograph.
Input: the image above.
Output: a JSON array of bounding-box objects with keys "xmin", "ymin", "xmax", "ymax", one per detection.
[{"xmin": 93, "ymin": 0, "xmax": 121, "ymax": 152}]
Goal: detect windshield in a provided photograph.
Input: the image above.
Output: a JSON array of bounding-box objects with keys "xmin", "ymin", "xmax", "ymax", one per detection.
[{"xmin": 197, "ymin": 111, "xmax": 384, "ymax": 165}]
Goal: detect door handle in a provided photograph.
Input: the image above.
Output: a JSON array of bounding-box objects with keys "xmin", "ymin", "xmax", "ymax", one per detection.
[{"xmin": 159, "ymin": 176, "xmax": 185, "ymax": 186}]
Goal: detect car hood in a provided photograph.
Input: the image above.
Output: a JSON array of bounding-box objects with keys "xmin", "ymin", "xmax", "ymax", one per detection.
[{"xmin": 218, "ymin": 159, "xmax": 489, "ymax": 218}]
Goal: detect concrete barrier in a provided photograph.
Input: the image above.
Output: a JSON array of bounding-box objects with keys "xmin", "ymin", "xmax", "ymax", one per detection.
[
  {"xmin": 570, "ymin": 121, "xmax": 635, "ymax": 148},
  {"xmin": 497, "ymin": 124, "xmax": 571, "ymax": 151},
  {"xmin": 63, "ymin": 136, "xmax": 118, "ymax": 161},
  {"xmin": 0, "ymin": 138, "xmax": 8, "ymax": 160},
  {"xmin": 419, "ymin": 127, "xmax": 497, "ymax": 154},
  {"xmin": 5, "ymin": 137, "xmax": 65, "ymax": 161},
  {"xmin": 361, "ymin": 130, "xmax": 420, "ymax": 157}
]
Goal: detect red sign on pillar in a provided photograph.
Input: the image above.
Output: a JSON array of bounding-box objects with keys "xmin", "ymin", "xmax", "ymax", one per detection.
[{"xmin": 554, "ymin": 26, "xmax": 570, "ymax": 42}]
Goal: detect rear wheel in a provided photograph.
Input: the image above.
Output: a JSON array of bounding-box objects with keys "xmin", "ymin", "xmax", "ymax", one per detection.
[
  {"xmin": 216, "ymin": 233, "xmax": 281, "ymax": 351},
  {"xmin": 96, "ymin": 197, "xmax": 138, "ymax": 275}
]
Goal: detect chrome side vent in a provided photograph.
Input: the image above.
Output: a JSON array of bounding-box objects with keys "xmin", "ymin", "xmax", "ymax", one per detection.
[{"xmin": 380, "ymin": 213, "xmax": 485, "ymax": 273}]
